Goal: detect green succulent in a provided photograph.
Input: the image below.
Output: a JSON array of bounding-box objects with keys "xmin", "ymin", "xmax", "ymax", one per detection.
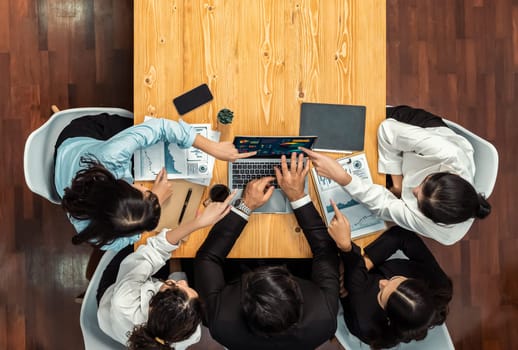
[{"xmin": 217, "ymin": 108, "xmax": 234, "ymax": 124}]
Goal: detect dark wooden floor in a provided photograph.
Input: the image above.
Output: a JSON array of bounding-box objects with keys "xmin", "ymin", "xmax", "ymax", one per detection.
[{"xmin": 0, "ymin": 0, "xmax": 516, "ymax": 349}]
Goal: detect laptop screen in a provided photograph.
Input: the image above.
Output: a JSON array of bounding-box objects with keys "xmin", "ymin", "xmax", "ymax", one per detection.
[{"xmin": 233, "ymin": 136, "xmax": 317, "ymax": 157}]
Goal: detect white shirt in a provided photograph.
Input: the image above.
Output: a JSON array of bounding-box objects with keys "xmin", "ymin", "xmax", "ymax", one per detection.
[
  {"xmin": 97, "ymin": 229, "xmax": 202, "ymax": 349},
  {"xmin": 343, "ymin": 118, "xmax": 475, "ymax": 245}
]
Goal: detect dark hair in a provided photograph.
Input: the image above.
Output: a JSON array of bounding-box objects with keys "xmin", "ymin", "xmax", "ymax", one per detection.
[
  {"xmin": 241, "ymin": 265, "xmax": 303, "ymax": 337},
  {"xmin": 127, "ymin": 287, "xmax": 203, "ymax": 350},
  {"xmin": 62, "ymin": 157, "xmax": 161, "ymax": 247},
  {"xmin": 418, "ymin": 172, "xmax": 491, "ymax": 225},
  {"xmin": 370, "ymin": 278, "xmax": 453, "ymax": 349}
]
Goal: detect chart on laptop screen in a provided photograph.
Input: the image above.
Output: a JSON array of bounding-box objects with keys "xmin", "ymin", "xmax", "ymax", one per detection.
[{"xmin": 234, "ymin": 136, "xmax": 317, "ymax": 156}]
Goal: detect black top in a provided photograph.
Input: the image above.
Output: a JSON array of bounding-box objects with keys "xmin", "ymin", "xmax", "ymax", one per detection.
[
  {"xmin": 194, "ymin": 203, "xmax": 339, "ymax": 350},
  {"xmin": 340, "ymin": 226, "xmax": 452, "ymax": 345}
]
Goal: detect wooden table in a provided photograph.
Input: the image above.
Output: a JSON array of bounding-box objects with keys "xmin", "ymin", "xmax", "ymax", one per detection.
[{"xmin": 134, "ymin": 0, "xmax": 386, "ymax": 257}]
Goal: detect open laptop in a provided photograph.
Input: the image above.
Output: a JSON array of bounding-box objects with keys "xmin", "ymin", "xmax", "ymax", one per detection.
[{"xmin": 228, "ymin": 136, "xmax": 317, "ymax": 213}]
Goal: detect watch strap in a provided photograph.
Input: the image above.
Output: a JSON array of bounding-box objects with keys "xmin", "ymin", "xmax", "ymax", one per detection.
[{"xmin": 234, "ymin": 199, "xmax": 252, "ymax": 216}]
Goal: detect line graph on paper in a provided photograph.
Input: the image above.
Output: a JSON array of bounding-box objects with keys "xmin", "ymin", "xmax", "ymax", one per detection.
[{"xmin": 312, "ymin": 153, "xmax": 386, "ymax": 239}]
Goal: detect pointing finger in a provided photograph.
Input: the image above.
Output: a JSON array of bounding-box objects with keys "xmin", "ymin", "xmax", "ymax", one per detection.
[{"xmin": 234, "ymin": 151, "xmax": 257, "ymax": 159}]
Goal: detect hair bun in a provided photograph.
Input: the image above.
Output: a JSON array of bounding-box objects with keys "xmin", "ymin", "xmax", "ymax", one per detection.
[{"xmin": 476, "ymin": 194, "xmax": 491, "ymax": 219}]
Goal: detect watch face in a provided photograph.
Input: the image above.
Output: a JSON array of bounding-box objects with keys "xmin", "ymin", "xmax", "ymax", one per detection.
[{"xmin": 233, "ymin": 198, "xmax": 242, "ymax": 207}]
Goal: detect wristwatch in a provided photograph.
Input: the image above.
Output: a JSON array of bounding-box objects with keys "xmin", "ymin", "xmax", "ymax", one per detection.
[{"xmin": 233, "ymin": 198, "xmax": 252, "ymax": 216}]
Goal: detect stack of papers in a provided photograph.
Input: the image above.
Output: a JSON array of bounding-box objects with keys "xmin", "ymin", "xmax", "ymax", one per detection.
[{"xmin": 134, "ymin": 124, "xmax": 220, "ymax": 186}]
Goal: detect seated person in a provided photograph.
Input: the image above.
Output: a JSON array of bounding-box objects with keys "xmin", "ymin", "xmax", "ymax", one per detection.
[
  {"xmin": 55, "ymin": 113, "xmax": 255, "ymax": 250},
  {"xmin": 327, "ymin": 200, "xmax": 452, "ymax": 349},
  {"xmin": 96, "ymin": 196, "xmax": 232, "ymax": 349},
  {"xmin": 301, "ymin": 105, "xmax": 491, "ymax": 245},
  {"xmin": 194, "ymin": 152, "xmax": 339, "ymax": 350}
]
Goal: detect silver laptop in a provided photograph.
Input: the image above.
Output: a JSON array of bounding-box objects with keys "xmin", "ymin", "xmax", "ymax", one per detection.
[{"xmin": 228, "ymin": 136, "xmax": 317, "ymax": 213}]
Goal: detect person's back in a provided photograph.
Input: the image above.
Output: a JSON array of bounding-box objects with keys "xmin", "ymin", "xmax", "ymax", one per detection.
[
  {"xmin": 207, "ymin": 267, "xmax": 337, "ymax": 350},
  {"xmin": 195, "ymin": 153, "xmax": 339, "ymax": 350},
  {"xmin": 301, "ymin": 105, "xmax": 492, "ymax": 245}
]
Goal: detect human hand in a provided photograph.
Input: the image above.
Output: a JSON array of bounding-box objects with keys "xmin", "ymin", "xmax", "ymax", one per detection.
[
  {"xmin": 299, "ymin": 147, "xmax": 351, "ymax": 186},
  {"xmin": 192, "ymin": 135, "xmax": 257, "ymax": 162},
  {"xmin": 242, "ymin": 176, "xmax": 276, "ymax": 210},
  {"xmin": 212, "ymin": 140, "xmax": 257, "ymax": 162},
  {"xmin": 151, "ymin": 168, "xmax": 173, "ymax": 205},
  {"xmin": 274, "ymin": 152, "xmax": 308, "ymax": 202},
  {"xmin": 328, "ymin": 199, "xmax": 352, "ymax": 252},
  {"xmin": 195, "ymin": 190, "xmax": 235, "ymax": 228}
]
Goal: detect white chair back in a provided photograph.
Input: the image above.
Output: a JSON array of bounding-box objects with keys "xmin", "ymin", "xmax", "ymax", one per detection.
[
  {"xmin": 79, "ymin": 250, "xmax": 126, "ymax": 350},
  {"xmin": 442, "ymin": 119, "xmax": 498, "ymax": 198},
  {"xmin": 23, "ymin": 107, "xmax": 133, "ymax": 204},
  {"xmin": 334, "ymin": 250, "xmax": 455, "ymax": 349}
]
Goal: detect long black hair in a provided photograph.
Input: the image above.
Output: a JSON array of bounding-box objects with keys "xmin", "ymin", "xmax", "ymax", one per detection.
[
  {"xmin": 241, "ymin": 265, "xmax": 304, "ymax": 337},
  {"xmin": 419, "ymin": 172, "xmax": 491, "ymax": 224},
  {"xmin": 127, "ymin": 287, "xmax": 203, "ymax": 349},
  {"xmin": 370, "ymin": 278, "xmax": 452, "ymax": 349},
  {"xmin": 62, "ymin": 157, "xmax": 161, "ymax": 247}
]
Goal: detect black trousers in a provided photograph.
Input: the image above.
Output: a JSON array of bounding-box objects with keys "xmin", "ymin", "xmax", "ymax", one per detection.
[
  {"xmin": 386, "ymin": 105, "xmax": 447, "ymax": 128},
  {"xmin": 55, "ymin": 113, "xmax": 133, "ymax": 151}
]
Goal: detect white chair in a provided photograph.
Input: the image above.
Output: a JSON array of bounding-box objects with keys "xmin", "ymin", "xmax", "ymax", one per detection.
[
  {"xmin": 334, "ymin": 250, "xmax": 455, "ymax": 350},
  {"xmin": 79, "ymin": 249, "xmax": 126, "ymax": 350},
  {"xmin": 442, "ymin": 119, "xmax": 498, "ymax": 198},
  {"xmin": 23, "ymin": 107, "xmax": 133, "ymax": 204}
]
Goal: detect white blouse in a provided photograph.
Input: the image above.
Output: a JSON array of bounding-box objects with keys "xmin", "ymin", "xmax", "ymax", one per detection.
[
  {"xmin": 343, "ymin": 118, "xmax": 475, "ymax": 245},
  {"xmin": 97, "ymin": 229, "xmax": 201, "ymax": 349}
]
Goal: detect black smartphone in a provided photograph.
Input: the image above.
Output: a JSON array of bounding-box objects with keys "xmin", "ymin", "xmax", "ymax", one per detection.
[{"xmin": 173, "ymin": 84, "xmax": 214, "ymax": 115}]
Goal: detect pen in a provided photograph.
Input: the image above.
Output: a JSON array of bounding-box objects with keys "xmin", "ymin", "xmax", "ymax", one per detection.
[{"xmin": 178, "ymin": 188, "xmax": 192, "ymax": 224}]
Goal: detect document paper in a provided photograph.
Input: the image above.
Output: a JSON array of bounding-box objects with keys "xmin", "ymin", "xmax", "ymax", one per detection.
[
  {"xmin": 134, "ymin": 123, "xmax": 219, "ymax": 185},
  {"xmin": 312, "ymin": 153, "xmax": 386, "ymax": 238}
]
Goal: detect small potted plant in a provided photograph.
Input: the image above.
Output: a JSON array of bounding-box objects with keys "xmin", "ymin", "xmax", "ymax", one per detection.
[
  {"xmin": 217, "ymin": 108, "xmax": 234, "ymax": 125},
  {"xmin": 217, "ymin": 108, "xmax": 234, "ymax": 141}
]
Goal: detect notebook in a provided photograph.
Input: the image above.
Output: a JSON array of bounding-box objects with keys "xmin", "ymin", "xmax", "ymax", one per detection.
[
  {"xmin": 228, "ymin": 136, "xmax": 317, "ymax": 213},
  {"xmin": 299, "ymin": 103, "xmax": 366, "ymax": 153}
]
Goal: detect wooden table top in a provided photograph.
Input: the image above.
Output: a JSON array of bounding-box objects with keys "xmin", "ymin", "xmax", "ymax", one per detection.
[{"xmin": 134, "ymin": 0, "xmax": 386, "ymax": 257}]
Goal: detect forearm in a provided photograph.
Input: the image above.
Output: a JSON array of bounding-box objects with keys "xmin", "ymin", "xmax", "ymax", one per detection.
[
  {"xmin": 106, "ymin": 118, "xmax": 195, "ymax": 160},
  {"xmin": 293, "ymin": 203, "xmax": 336, "ymax": 256},
  {"xmin": 391, "ymin": 174, "xmax": 403, "ymax": 189},
  {"xmin": 166, "ymin": 218, "xmax": 206, "ymax": 245},
  {"xmin": 380, "ymin": 119, "xmax": 458, "ymax": 161},
  {"xmin": 343, "ymin": 175, "xmax": 400, "ymax": 220},
  {"xmin": 340, "ymin": 243, "xmax": 371, "ymax": 289},
  {"xmin": 192, "ymin": 134, "xmax": 216, "ymax": 155},
  {"xmin": 196, "ymin": 211, "xmax": 247, "ymax": 259},
  {"xmin": 333, "ymin": 169, "xmax": 352, "ymax": 186},
  {"xmin": 118, "ymin": 230, "xmax": 179, "ymax": 280}
]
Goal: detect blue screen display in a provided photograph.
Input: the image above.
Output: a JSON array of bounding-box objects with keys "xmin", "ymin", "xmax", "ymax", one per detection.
[{"xmin": 233, "ymin": 136, "xmax": 317, "ymax": 157}]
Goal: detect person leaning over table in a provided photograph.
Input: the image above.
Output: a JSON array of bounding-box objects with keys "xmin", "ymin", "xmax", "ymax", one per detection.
[
  {"xmin": 194, "ymin": 152, "xmax": 339, "ymax": 350},
  {"xmin": 301, "ymin": 105, "xmax": 491, "ymax": 245},
  {"xmin": 54, "ymin": 113, "xmax": 255, "ymax": 251},
  {"xmin": 96, "ymin": 193, "xmax": 233, "ymax": 349},
  {"xmin": 327, "ymin": 201, "xmax": 452, "ymax": 349}
]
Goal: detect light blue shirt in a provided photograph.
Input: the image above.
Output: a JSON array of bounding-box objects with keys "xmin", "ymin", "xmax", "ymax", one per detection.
[{"xmin": 54, "ymin": 117, "xmax": 196, "ymax": 251}]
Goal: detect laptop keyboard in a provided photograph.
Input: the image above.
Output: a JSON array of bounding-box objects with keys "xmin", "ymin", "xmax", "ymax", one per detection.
[{"xmin": 231, "ymin": 160, "xmax": 290, "ymax": 189}]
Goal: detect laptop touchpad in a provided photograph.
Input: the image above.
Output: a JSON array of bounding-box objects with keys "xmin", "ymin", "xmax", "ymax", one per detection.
[{"xmin": 254, "ymin": 190, "xmax": 291, "ymax": 213}]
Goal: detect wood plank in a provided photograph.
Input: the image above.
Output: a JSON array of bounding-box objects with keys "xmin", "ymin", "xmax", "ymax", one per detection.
[{"xmin": 134, "ymin": 0, "xmax": 386, "ymax": 258}]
